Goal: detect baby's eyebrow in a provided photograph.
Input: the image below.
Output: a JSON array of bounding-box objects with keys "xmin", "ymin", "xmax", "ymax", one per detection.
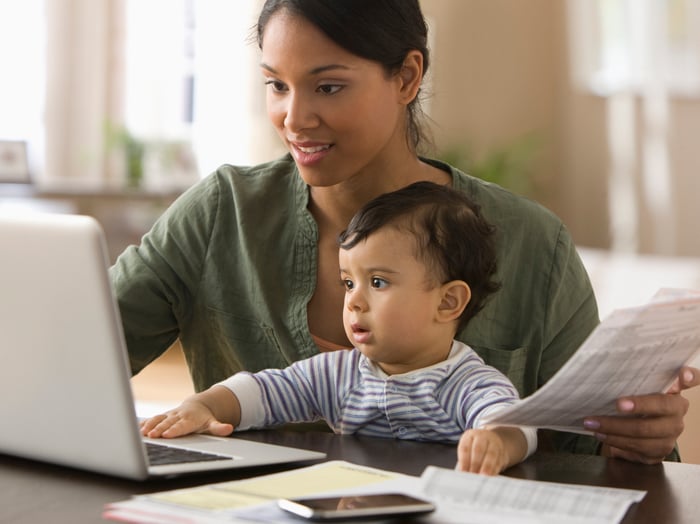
[{"xmin": 367, "ymin": 266, "xmax": 399, "ymax": 275}]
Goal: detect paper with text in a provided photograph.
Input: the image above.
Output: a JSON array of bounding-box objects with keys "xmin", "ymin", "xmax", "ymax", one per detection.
[
  {"xmin": 482, "ymin": 290, "xmax": 700, "ymax": 433},
  {"xmin": 420, "ymin": 466, "xmax": 645, "ymax": 524},
  {"xmin": 103, "ymin": 461, "xmax": 646, "ymax": 524}
]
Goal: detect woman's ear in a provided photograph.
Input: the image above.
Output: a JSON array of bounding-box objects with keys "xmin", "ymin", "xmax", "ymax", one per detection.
[
  {"xmin": 437, "ymin": 280, "xmax": 471, "ymax": 323},
  {"xmin": 397, "ymin": 50, "xmax": 424, "ymax": 105}
]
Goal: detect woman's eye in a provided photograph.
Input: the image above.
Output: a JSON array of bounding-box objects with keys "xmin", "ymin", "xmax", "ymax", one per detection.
[
  {"xmin": 318, "ymin": 84, "xmax": 343, "ymax": 95},
  {"xmin": 264, "ymin": 79, "xmax": 287, "ymax": 93},
  {"xmin": 371, "ymin": 277, "xmax": 388, "ymax": 289}
]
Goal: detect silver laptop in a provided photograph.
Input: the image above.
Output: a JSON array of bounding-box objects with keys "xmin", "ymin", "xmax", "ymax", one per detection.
[{"xmin": 0, "ymin": 212, "xmax": 325, "ymax": 480}]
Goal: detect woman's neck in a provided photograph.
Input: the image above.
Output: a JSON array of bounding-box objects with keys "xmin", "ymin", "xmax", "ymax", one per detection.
[{"xmin": 307, "ymin": 156, "xmax": 450, "ymax": 233}]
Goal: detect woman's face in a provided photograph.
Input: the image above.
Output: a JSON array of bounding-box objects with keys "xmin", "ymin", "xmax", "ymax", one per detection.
[{"xmin": 260, "ymin": 11, "xmax": 411, "ymax": 188}]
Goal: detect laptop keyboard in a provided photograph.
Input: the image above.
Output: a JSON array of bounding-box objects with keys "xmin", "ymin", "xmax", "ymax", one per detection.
[{"xmin": 145, "ymin": 441, "xmax": 231, "ymax": 466}]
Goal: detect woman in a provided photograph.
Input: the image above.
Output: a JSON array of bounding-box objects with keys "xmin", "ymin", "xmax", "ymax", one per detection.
[{"xmin": 111, "ymin": 0, "xmax": 697, "ymax": 464}]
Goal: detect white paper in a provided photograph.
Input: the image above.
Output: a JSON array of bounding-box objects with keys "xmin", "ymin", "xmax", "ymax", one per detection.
[
  {"xmin": 103, "ymin": 461, "xmax": 422, "ymax": 524},
  {"xmin": 419, "ymin": 466, "xmax": 645, "ymax": 524},
  {"xmin": 482, "ymin": 290, "xmax": 700, "ymax": 433},
  {"xmin": 104, "ymin": 461, "xmax": 646, "ymax": 524}
]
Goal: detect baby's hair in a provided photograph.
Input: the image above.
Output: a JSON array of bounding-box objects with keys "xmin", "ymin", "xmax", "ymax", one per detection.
[{"xmin": 339, "ymin": 181, "xmax": 500, "ymax": 331}]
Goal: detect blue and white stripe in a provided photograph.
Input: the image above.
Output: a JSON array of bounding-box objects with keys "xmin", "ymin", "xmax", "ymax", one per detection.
[{"xmin": 219, "ymin": 340, "xmax": 522, "ymax": 444}]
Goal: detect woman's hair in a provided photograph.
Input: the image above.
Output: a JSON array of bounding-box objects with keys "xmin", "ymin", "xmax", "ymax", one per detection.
[
  {"xmin": 338, "ymin": 182, "xmax": 501, "ymax": 332},
  {"xmin": 256, "ymin": 0, "xmax": 431, "ymax": 152}
]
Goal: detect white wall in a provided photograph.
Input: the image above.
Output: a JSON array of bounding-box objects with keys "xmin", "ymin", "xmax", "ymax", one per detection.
[{"xmin": 422, "ymin": 0, "xmax": 700, "ymax": 258}]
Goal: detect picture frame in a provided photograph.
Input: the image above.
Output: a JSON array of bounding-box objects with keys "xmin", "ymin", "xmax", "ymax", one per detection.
[{"xmin": 0, "ymin": 140, "xmax": 31, "ymax": 183}]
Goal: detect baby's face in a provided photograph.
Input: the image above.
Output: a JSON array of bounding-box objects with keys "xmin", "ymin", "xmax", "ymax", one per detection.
[{"xmin": 338, "ymin": 228, "xmax": 448, "ymax": 375}]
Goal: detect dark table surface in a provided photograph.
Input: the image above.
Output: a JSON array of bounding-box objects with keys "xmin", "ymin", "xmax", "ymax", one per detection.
[{"xmin": 1, "ymin": 429, "xmax": 699, "ymax": 523}]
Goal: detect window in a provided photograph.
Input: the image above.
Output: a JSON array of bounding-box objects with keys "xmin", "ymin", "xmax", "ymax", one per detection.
[
  {"xmin": 123, "ymin": 0, "xmax": 279, "ymax": 186},
  {"xmin": 0, "ymin": 0, "xmax": 46, "ymax": 178},
  {"xmin": 1, "ymin": 0, "xmax": 278, "ymax": 189},
  {"xmin": 569, "ymin": 0, "xmax": 700, "ymax": 96},
  {"xmin": 124, "ymin": 0, "xmax": 195, "ymax": 140},
  {"xmin": 567, "ymin": 0, "xmax": 699, "ymax": 254}
]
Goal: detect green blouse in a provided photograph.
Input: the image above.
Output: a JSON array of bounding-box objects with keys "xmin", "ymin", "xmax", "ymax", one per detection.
[{"xmin": 111, "ymin": 154, "xmax": 604, "ymax": 455}]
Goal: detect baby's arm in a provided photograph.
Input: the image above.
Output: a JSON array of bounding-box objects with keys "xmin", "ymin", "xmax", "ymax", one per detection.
[
  {"xmin": 140, "ymin": 385, "xmax": 241, "ymax": 439},
  {"xmin": 456, "ymin": 427, "xmax": 529, "ymax": 475}
]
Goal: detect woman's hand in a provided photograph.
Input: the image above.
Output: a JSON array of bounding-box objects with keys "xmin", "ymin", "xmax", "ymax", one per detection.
[{"xmin": 583, "ymin": 367, "xmax": 699, "ymax": 463}]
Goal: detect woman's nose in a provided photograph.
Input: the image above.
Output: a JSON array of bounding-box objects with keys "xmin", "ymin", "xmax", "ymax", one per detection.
[{"xmin": 283, "ymin": 91, "xmax": 319, "ymax": 133}]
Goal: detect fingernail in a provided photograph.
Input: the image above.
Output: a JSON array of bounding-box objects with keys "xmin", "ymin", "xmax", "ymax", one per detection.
[
  {"xmin": 619, "ymin": 399, "xmax": 634, "ymax": 412},
  {"xmin": 595, "ymin": 433, "xmax": 606, "ymax": 441},
  {"xmin": 583, "ymin": 419, "xmax": 600, "ymax": 430},
  {"xmin": 684, "ymin": 369, "xmax": 694, "ymax": 384}
]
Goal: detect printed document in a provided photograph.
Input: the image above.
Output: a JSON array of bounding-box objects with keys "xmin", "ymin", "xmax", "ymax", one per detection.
[
  {"xmin": 482, "ymin": 289, "xmax": 700, "ymax": 432},
  {"xmin": 103, "ymin": 461, "xmax": 644, "ymax": 524},
  {"xmin": 420, "ymin": 465, "xmax": 644, "ymax": 524}
]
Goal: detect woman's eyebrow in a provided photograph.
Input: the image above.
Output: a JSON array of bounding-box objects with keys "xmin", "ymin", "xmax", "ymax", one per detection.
[{"xmin": 260, "ymin": 62, "xmax": 353, "ymax": 75}]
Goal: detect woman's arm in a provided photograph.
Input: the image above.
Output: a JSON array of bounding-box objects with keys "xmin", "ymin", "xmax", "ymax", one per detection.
[{"xmin": 110, "ymin": 175, "xmax": 220, "ymax": 375}]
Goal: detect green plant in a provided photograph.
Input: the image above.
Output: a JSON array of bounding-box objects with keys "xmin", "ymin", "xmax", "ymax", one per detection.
[
  {"xmin": 438, "ymin": 134, "xmax": 541, "ymax": 197},
  {"xmin": 105, "ymin": 123, "xmax": 145, "ymax": 188}
]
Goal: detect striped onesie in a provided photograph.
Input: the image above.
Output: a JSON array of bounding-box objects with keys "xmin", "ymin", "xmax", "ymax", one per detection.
[{"xmin": 218, "ymin": 340, "xmax": 536, "ymax": 453}]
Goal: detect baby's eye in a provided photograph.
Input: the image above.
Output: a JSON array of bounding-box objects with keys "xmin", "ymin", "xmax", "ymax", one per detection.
[
  {"xmin": 371, "ymin": 277, "xmax": 388, "ymax": 289},
  {"xmin": 342, "ymin": 278, "xmax": 354, "ymax": 291},
  {"xmin": 317, "ymin": 84, "xmax": 343, "ymax": 95},
  {"xmin": 264, "ymin": 79, "xmax": 287, "ymax": 93}
]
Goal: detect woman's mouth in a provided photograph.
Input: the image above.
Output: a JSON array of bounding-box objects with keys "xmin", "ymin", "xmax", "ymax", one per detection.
[
  {"xmin": 290, "ymin": 142, "xmax": 332, "ymax": 167},
  {"xmin": 297, "ymin": 144, "xmax": 329, "ymax": 154}
]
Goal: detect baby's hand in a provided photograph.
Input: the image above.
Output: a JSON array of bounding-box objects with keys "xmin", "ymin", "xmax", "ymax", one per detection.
[
  {"xmin": 140, "ymin": 399, "xmax": 234, "ymax": 438},
  {"xmin": 456, "ymin": 428, "xmax": 512, "ymax": 475}
]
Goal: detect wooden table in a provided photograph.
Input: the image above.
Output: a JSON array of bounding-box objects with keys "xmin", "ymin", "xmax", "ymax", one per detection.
[{"xmin": 1, "ymin": 430, "xmax": 699, "ymax": 523}]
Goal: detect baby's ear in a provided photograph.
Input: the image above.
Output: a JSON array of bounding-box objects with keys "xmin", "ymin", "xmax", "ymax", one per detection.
[{"xmin": 437, "ymin": 280, "xmax": 470, "ymax": 323}]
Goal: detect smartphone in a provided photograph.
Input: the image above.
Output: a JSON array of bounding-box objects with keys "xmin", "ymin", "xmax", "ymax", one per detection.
[{"xmin": 277, "ymin": 492, "xmax": 435, "ymax": 521}]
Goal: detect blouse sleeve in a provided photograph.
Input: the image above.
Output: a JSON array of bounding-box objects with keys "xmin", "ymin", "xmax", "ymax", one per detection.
[{"xmin": 109, "ymin": 174, "xmax": 219, "ymax": 375}]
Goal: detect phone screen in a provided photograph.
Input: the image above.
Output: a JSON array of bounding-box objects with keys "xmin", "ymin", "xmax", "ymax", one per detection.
[{"xmin": 278, "ymin": 492, "xmax": 435, "ymax": 520}]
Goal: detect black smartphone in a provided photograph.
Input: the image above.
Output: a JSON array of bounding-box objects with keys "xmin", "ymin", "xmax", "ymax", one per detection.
[{"xmin": 277, "ymin": 492, "xmax": 435, "ymax": 520}]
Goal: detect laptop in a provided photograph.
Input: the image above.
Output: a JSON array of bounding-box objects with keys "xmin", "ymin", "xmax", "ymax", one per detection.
[{"xmin": 0, "ymin": 212, "xmax": 326, "ymax": 480}]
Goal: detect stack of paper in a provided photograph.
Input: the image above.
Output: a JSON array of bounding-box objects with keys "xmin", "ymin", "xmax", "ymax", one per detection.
[{"xmin": 104, "ymin": 460, "xmax": 644, "ymax": 524}]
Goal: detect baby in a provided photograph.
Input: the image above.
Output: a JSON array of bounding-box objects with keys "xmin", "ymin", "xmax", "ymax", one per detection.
[{"xmin": 141, "ymin": 181, "xmax": 536, "ymax": 475}]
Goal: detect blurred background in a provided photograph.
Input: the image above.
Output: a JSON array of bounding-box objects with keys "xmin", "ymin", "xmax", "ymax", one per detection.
[{"xmin": 1, "ymin": 0, "xmax": 699, "ymax": 462}]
